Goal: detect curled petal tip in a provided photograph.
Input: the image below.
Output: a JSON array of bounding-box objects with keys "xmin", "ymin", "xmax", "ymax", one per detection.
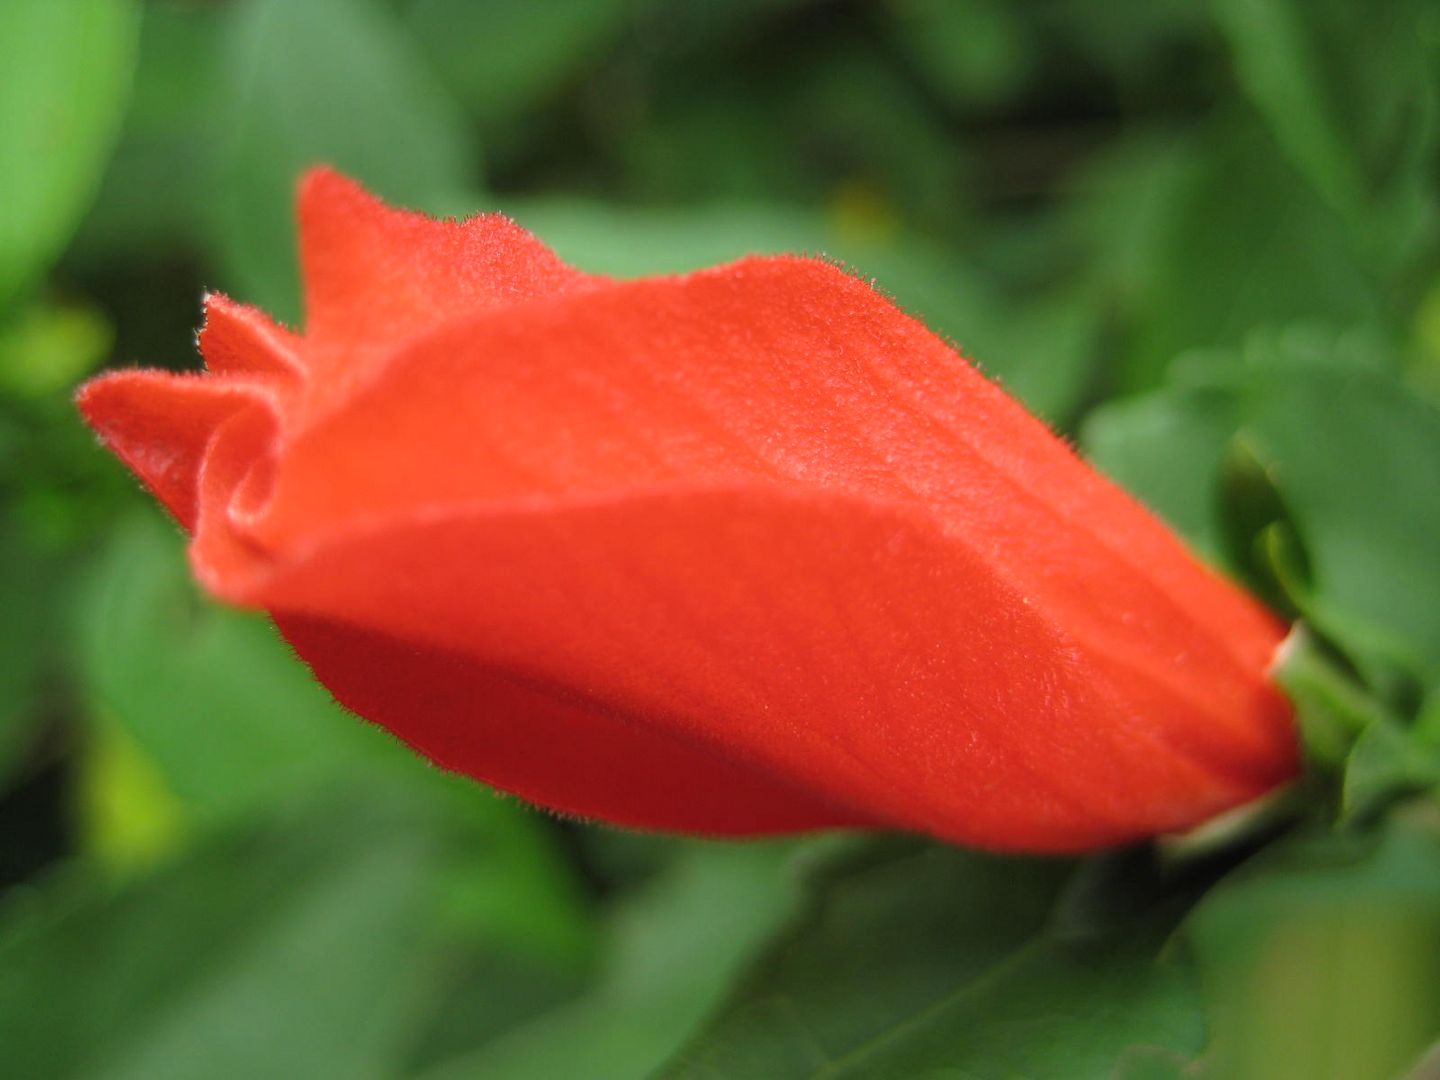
[{"xmin": 78, "ymin": 370, "xmax": 278, "ymax": 531}]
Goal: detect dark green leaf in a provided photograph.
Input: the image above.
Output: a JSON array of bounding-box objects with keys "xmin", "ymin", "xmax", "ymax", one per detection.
[
  {"xmin": 420, "ymin": 840, "xmax": 819, "ymax": 1080},
  {"xmin": 1342, "ymin": 722, "xmax": 1440, "ymax": 820},
  {"xmin": 662, "ymin": 845, "xmax": 1203, "ymax": 1079},
  {"xmin": 0, "ymin": 522, "xmax": 61, "ymax": 786},
  {"xmin": 1272, "ymin": 627, "xmax": 1397, "ymax": 771},
  {"xmin": 1239, "ymin": 358, "xmax": 1440, "ymax": 693},
  {"xmin": 1211, "ymin": 0, "xmax": 1440, "ymax": 269},
  {"xmin": 1082, "ymin": 382, "xmax": 1238, "ymax": 559},
  {"xmin": 1216, "ymin": 435, "xmax": 1313, "ymax": 619},
  {"xmin": 884, "ymin": 0, "xmax": 1034, "ymax": 109},
  {"xmin": 74, "ymin": 514, "xmax": 594, "ymax": 964},
  {"xmin": 1124, "ymin": 124, "xmax": 1381, "ymax": 391},
  {"xmin": 405, "ymin": 0, "xmax": 632, "ymax": 127},
  {"xmin": 0, "ymin": 791, "xmax": 456, "ymax": 1079},
  {"xmin": 77, "ymin": 514, "xmax": 402, "ymax": 820}
]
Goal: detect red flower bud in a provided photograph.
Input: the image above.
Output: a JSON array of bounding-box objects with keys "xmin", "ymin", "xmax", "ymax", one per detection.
[{"xmin": 77, "ymin": 170, "xmax": 1296, "ymax": 851}]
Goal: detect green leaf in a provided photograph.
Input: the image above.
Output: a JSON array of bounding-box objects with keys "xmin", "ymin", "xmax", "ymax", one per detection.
[
  {"xmin": 76, "ymin": 514, "xmax": 402, "ymax": 823},
  {"xmin": 1211, "ymin": 0, "xmax": 1440, "ymax": 268},
  {"xmin": 1124, "ymin": 123, "xmax": 1381, "ymax": 391},
  {"xmin": 1342, "ymin": 722, "xmax": 1440, "ymax": 820},
  {"xmin": 0, "ymin": 791, "xmax": 454, "ymax": 1079},
  {"xmin": 661, "ymin": 845, "xmax": 1204, "ymax": 1079},
  {"xmin": 0, "ymin": 301, "xmax": 112, "ymax": 399},
  {"xmin": 1038, "ymin": 0, "xmax": 1209, "ymax": 90},
  {"xmin": 883, "ymin": 0, "xmax": 1035, "ymax": 109},
  {"xmin": 1271, "ymin": 627, "xmax": 1398, "ymax": 771},
  {"xmin": 0, "ymin": 522, "xmax": 62, "ymax": 787},
  {"xmin": 209, "ymin": 0, "xmax": 477, "ymax": 320},
  {"xmin": 1187, "ymin": 812, "xmax": 1440, "ymax": 1080},
  {"xmin": 69, "ymin": 3, "xmax": 226, "ymax": 264},
  {"xmin": 1065, "ymin": 134, "xmax": 1202, "ymax": 323},
  {"xmin": 1239, "ymin": 358, "xmax": 1440, "ymax": 693},
  {"xmin": 420, "ymin": 840, "xmax": 821, "ymax": 1080},
  {"xmin": 404, "ymin": 0, "xmax": 632, "ymax": 128},
  {"xmin": 609, "ymin": 35, "xmax": 968, "ymax": 236},
  {"xmin": 74, "ymin": 514, "xmax": 592, "ymax": 962},
  {"xmin": 1270, "ymin": 625, "xmax": 1440, "ymax": 821},
  {"xmin": 0, "ymin": 0, "xmax": 139, "ymax": 312},
  {"xmin": 1215, "ymin": 435, "xmax": 1313, "ymax": 619},
  {"xmin": 1083, "ymin": 381, "xmax": 1238, "ymax": 559},
  {"xmin": 76, "ymin": 714, "xmax": 189, "ymax": 872},
  {"xmin": 1419, "ymin": 687, "xmax": 1440, "ymax": 749}
]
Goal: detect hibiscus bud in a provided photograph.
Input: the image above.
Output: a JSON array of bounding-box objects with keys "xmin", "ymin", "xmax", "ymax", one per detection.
[{"xmin": 76, "ymin": 169, "xmax": 1296, "ymax": 852}]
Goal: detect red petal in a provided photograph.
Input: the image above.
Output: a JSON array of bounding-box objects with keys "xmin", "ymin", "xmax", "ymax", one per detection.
[
  {"xmin": 77, "ymin": 371, "xmax": 278, "ymax": 531},
  {"xmin": 77, "ymin": 174, "xmax": 1298, "ymax": 851},
  {"xmin": 296, "ymin": 168, "xmax": 604, "ymax": 357},
  {"xmin": 218, "ymin": 488, "xmax": 1290, "ymax": 850},
  {"xmin": 257, "ymin": 254, "xmax": 1286, "ymax": 761}
]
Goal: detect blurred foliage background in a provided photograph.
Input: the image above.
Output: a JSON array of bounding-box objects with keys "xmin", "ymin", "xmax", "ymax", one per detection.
[{"xmin": 2, "ymin": 1, "xmax": 1439, "ymax": 1077}]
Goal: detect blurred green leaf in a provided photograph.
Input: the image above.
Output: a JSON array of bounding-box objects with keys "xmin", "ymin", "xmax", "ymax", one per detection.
[
  {"xmin": 500, "ymin": 198, "xmax": 829, "ymax": 276},
  {"xmin": 0, "ymin": 301, "xmax": 112, "ymax": 399},
  {"xmin": 210, "ymin": 0, "xmax": 478, "ymax": 320},
  {"xmin": 612, "ymin": 35, "xmax": 968, "ymax": 236},
  {"xmin": 75, "ymin": 512, "xmax": 593, "ymax": 956},
  {"xmin": 1343, "ymin": 721, "xmax": 1440, "ymax": 820},
  {"xmin": 1240, "ymin": 356, "xmax": 1440, "ymax": 693},
  {"xmin": 405, "ymin": 0, "xmax": 632, "ymax": 128},
  {"xmin": 786, "ymin": 43, "xmax": 970, "ymax": 233},
  {"xmin": 1040, "ymin": 0, "xmax": 1210, "ymax": 92},
  {"xmin": 663, "ymin": 844, "xmax": 1202, "ymax": 1079},
  {"xmin": 0, "ymin": 522, "xmax": 61, "ymax": 787},
  {"xmin": 71, "ymin": 3, "xmax": 225, "ymax": 264},
  {"xmin": 1211, "ymin": 0, "xmax": 1440, "ymax": 268},
  {"xmin": 1083, "ymin": 381, "xmax": 1238, "ymax": 558},
  {"xmin": 1066, "ymin": 134, "xmax": 1199, "ymax": 319},
  {"xmin": 1273, "ymin": 627, "xmax": 1397, "ymax": 772},
  {"xmin": 77, "ymin": 514, "xmax": 402, "ymax": 822},
  {"xmin": 1215, "ymin": 434, "xmax": 1313, "ymax": 620},
  {"xmin": 884, "ymin": 0, "xmax": 1034, "ymax": 109},
  {"xmin": 631, "ymin": 0, "xmax": 824, "ymax": 48},
  {"xmin": 0, "ymin": 0, "xmax": 139, "ymax": 313},
  {"xmin": 421, "ymin": 840, "xmax": 819, "ymax": 1080},
  {"xmin": 75, "ymin": 514, "xmax": 594, "ymax": 963},
  {"xmin": 1124, "ymin": 124, "xmax": 1381, "ymax": 390},
  {"xmin": 1187, "ymin": 811, "xmax": 1440, "ymax": 1080},
  {"xmin": 0, "ymin": 791, "xmax": 470, "ymax": 1079},
  {"xmin": 76, "ymin": 713, "xmax": 189, "ymax": 873},
  {"xmin": 4, "ymin": 394, "xmax": 136, "ymax": 550},
  {"xmin": 1272, "ymin": 625, "xmax": 1440, "ymax": 822}
]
